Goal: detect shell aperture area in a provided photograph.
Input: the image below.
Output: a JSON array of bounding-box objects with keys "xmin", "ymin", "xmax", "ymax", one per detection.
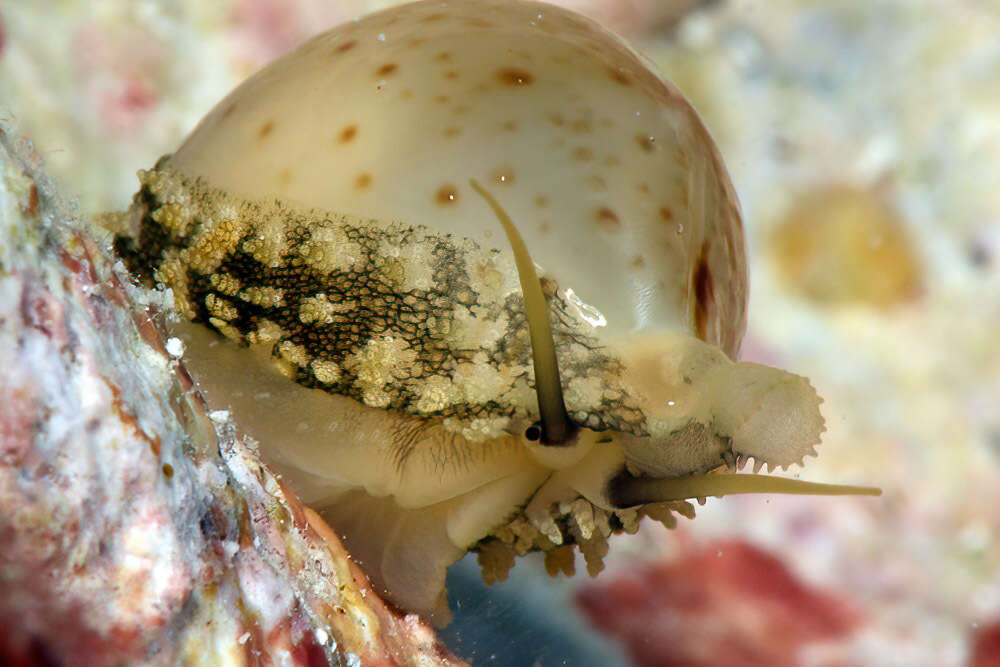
[{"xmin": 111, "ymin": 0, "xmax": 879, "ymax": 623}]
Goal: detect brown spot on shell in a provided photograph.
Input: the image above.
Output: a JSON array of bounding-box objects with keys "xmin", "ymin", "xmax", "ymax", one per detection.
[
  {"xmin": 493, "ymin": 165, "xmax": 515, "ymax": 185},
  {"xmin": 501, "ymin": 120, "xmax": 518, "ymax": 132},
  {"xmin": 692, "ymin": 242, "xmax": 714, "ymax": 341},
  {"xmin": 595, "ymin": 207, "xmax": 622, "ymax": 232},
  {"xmin": 355, "ymin": 173, "xmax": 372, "ymax": 190},
  {"xmin": 637, "ymin": 134, "xmax": 656, "ymax": 152},
  {"xmin": 376, "ymin": 63, "xmax": 398, "ymax": 77},
  {"xmin": 535, "ymin": 196, "xmax": 549, "ymax": 209},
  {"xmin": 435, "ymin": 94, "xmax": 450, "ymax": 105},
  {"xmin": 498, "ymin": 68, "xmax": 534, "ymax": 86},
  {"xmin": 443, "ymin": 126, "xmax": 462, "ymax": 139},
  {"xmin": 603, "ymin": 156, "xmax": 621, "ymax": 167},
  {"xmin": 631, "ymin": 255, "xmax": 646, "ymax": 268},
  {"xmin": 436, "ymin": 184, "xmax": 459, "ymax": 204},
  {"xmin": 444, "ymin": 69, "xmax": 460, "ymax": 80},
  {"xmin": 257, "ymin": 119, "xmax": 275, "ymax": 140},
  {"xmin": 638, "ymin": 182, "xmax": 651, "ymax": 194},
  {"xmin": 539, "ymin": 221, "xmax": 552, "ymax": 234},
  {"xmin": 609, "ymin": 66, "xmax": 632, "ymax": 86},
  {"xmin": 549, "ymin": 113, "xmax": 566, "ymax": 127},
  {"xmin": 278, "ymin": 168, "xmax": 293, "ymax": 185},
  {"xmin": 162, "ymin": 463, "xmax": 174, "ymax": 478},
  {"xmin": 572, "ymin": 146, "xmax": 594, "ymax": 162},
  {"xmin": 464, "ymin": 17, "xmax": 494, "ymax": 28},
  {"xmin": 338, "ymin": 125, "xmax": 358, "ymax": 143},
  {"xmin": 421, "ymin": 12, "xmax": 446, "ymax": 22},
  {"xmin": 334, "ymin": 39, "xmax": 357, "ymax": 54},
  {"xmin": 453, "ymin": 104, "xmax": 470, "ymax": 115},
  {"xmin": 435, "ymin": 52, "xmax": 453, "ymax": 62},
  {"xmin": 571, "ymin": 119, "xmax": 593, "ymax": 134},
  {"xmin": 221, "ymin": 101, "xmax": 238, "ymax": 119},
  {"xmin": 659, "ymin": 206, "xmax": 674, "ymax": 221},
  {"xmin": 400, "ymin": 89, "xmax": 414, "ymax": 100}
]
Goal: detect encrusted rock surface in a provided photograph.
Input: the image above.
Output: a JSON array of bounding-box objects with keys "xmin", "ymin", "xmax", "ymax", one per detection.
[{"xmin": 0, "ymin": 121, "xmax": 464, "ymax": 667}]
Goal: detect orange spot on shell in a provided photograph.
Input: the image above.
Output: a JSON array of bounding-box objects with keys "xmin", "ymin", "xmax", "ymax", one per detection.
[
  {"xmin": 442, "ymin": 126, "xmax": 462, "ymax": 139},
  {"xmin": 355, "ymin": 173, "xmax": 372, "ymax": 190},
  {"xmin": 501, "ymin": 120, "xmax": 518, "ymax": 132},
  {"xmin": 376, "ymin": 63, "xmax": 398, "ymax": 77}
]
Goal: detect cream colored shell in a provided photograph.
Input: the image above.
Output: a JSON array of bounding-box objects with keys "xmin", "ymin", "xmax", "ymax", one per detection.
[{"xmin": 168, "ymin": 0, "xmax": 747, "ymax": 356}]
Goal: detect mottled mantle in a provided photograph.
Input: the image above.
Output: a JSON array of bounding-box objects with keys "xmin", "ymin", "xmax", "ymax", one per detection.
[{"xmin": 114, "ymin": 163, "xmax": 647, "ymax": 440}]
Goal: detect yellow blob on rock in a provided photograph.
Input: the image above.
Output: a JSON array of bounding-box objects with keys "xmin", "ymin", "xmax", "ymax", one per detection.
[{"xmin": 769, "ymin": 186, "xmax": 923, "ymax": 307}]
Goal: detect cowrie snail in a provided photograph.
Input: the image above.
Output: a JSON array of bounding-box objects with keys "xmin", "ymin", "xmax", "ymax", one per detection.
[{"xmin": 111, "ymin": 0, "xmax": 879, "ymax": 622}]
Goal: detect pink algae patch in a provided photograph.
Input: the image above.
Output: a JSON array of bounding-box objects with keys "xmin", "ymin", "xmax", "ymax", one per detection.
[
  {"xmin": 575, "ymin": 539, "xmax": 860, "ymax": 667},
  {"xmin": 99, "ymin": 75, "xmax": 157, "ymax": 136}
]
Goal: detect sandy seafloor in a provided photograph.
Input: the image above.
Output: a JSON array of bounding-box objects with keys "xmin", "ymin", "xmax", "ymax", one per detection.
[{"xmin": 2, "ymin": 1, "xmax": 998, "ymax": 665}]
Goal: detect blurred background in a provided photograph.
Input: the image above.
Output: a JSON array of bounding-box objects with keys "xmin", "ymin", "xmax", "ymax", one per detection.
[{"xmin": 2, "ymin": 1, "xmax": 998, "ymax": 665}]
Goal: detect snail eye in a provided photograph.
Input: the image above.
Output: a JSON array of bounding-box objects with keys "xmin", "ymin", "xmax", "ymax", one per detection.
[{"xmin": 524, "ymin": 424, "xmax": 542, "ymax": 442}]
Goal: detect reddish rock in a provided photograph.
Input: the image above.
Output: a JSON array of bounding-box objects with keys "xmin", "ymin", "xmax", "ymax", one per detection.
[
  {"xmin": 576, "ymin": 539, "xmax": 860, "ymax": 667},
  {"xmin": 969, "ymin": 620, "xmax": 1000, "ymax": 667}
]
